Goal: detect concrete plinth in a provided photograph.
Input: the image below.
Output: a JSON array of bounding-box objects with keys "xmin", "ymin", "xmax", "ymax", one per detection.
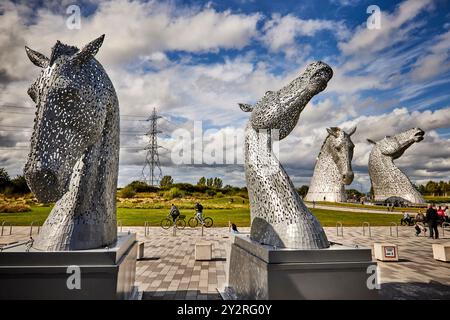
[
  {"xmin": 432, "ymin": 243, "xmax": 450, "ymax": 262},
  {"xmin": 373, "ymin": 243, "xmax": 399, "ymax": 261},
  {"xmin": 223, "ymin": 234, "xmax": 378, "ymax": 300},
  {"xmin": 0, "ymin": 233, "xmax": 138, "ymax": 300},
  {"xmin": 195, "ymin": 241, "xmax": 212, "ymax": 261}
]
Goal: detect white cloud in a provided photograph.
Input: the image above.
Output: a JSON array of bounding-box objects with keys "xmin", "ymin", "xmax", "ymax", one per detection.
[
  {"xmin": 339, "ymin": 0, "xmax": 433, "ymax": 56},
  {"xmin": 0, "ymin": 0, "xmax": 449, "ymax": 190},
  {"xmin": 410, "ymin": 29, "xmax": 450, "ymax": 80},
  {"xmin": 261, "ymin": 13, "xmax": 349, "ymax": 54}
]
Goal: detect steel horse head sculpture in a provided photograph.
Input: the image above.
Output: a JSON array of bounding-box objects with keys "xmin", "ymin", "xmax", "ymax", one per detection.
[
  {"xmin": 305, "ymin": 126, "xmax": 356, "ymax": 203},
  {"xmin": 239, "ymin": 61, "xmax": 333, "ymax": 249},
  {"xmin": 24, "ymin": 35, "xmax": 120, "ymax": 251},
  {"xmin": 368, "ymin": 128, "xmax": 425, "ymax": 204}
]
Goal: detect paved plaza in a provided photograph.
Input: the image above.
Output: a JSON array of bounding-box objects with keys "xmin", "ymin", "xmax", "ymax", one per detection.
[{"xmin": 1, "ymin": 225, "xmax": 449, "ymax": 300}]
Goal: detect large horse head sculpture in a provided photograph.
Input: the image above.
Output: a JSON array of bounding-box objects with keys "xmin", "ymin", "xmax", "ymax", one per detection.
[
  {"xmin": 305, "ymin": 126, "xmax": 356, "ymax": 203},
  {"xmin": 23, "ymin": 35, "xmax": 120, "ymax": 251},
  {"xmin": 240, "ymin": 61, "xmax": 333, "ymax": 249},
  {"xmin": 368, "ymin": 128, "xmax": 425, "ymax": 204}
]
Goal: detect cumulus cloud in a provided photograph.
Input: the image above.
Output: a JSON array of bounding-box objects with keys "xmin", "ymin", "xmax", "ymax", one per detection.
[
  {"xmin": 261, "ymin": 13, "xmax": 349, "ymax": 56},
  {"xmin": 410, "ymin": 29, "xmax": 450, "ymax": 80},
  {"xmin": 0, "ymin": 0, "xmax": 449, "ymax": 190},
  {"xmin": 339, "ymin": 0, "xmax": 433, "ymax": 56}
]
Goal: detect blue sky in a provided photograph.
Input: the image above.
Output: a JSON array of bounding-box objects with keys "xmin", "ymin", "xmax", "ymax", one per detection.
[{"xmin": 0, "ymin": 0, "xmax": 449, "ymax": 191}]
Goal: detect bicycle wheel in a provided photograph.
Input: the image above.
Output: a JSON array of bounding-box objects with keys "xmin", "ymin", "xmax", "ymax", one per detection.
[
  {"xmin": 204, "ymin": 217, "xmax": 213, "ymax": 228},
  {"xmin": 176, "ymin": 219, "xmax": 186, "ymax": 230},
  {"xmin": 161, "ymin": 218, "xmax": 173, "ymax": 230},
  {"xmin": 188, "ymin": 217, "xmax": 198, "ymax": 228}
]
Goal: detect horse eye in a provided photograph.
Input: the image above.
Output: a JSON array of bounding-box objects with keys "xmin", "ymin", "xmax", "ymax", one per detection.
[{"xmin": 27, "ymin": 87, "xmax": 37, "ymax": 103}]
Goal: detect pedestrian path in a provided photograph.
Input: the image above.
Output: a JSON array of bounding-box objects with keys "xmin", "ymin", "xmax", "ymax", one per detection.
[{"xmin": 1, "ymin": 226, "xmax": 449, "ymax": 299}]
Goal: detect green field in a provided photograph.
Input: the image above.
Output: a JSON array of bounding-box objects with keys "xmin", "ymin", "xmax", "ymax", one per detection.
[{"xmin": 0, "ymin": 205, "xmax": 402, "ymax": 227}]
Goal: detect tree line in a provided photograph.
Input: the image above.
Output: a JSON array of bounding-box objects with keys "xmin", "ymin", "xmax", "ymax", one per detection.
[
  {"xmin": 0, "ymin": 168, "xmax": 30, "ymax": 195},
  {"xmin": 416, "ymin": 180, "xmax": 450, "ymax": 197},
  {"xmin": 0, "ymin": 167, "xmax": 449, "ymax": 198}
]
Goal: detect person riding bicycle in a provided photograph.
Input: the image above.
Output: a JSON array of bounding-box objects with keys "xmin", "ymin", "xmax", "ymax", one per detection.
[
  {"xmin": 169, "ymin": 204, "xmax": 180, "ymax": 223},
  {"xmin": 195, "ymin": 202, "xmax": 205, "ymax": 225}
]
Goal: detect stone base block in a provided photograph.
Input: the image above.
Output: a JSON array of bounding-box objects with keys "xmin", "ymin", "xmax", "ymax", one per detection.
[
  {"xmin": 0, "ymin": 233, "xmax": 138, "ymax": 300},
  {"xmin": 223, "ymin": 234, "xmax": 379, "ymax": 300},
  {"xmin": 137, "ymin": 242, "xmax": 145, "ymax": 260},
  {"xmin": 432, "ymin": 243, "xmax": 450, "ymax": 262},
  {"xmin": 195, "ymin": 241, "xmax": 212, "ymax": 261},
  {"xmin": 373, "ymin": 243, "xmax": 399, "ymax": 261}
]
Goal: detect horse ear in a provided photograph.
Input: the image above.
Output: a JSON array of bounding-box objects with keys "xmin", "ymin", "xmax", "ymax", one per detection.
[
  {"xmin": 367, "ymin": 139, "xmax": 376, "ymax": 144},
  {"xmin": 72, "ymin": 34, "xmax": 105, "ymax": 64},
  {"xmin": 326, "ymin": 127, "xmax": 339, "ymax": 137},
  {"xmin": 239, "ymin": 103, "xmax": 253, "ymax": 112},
  {"xmin": 25, "ymin": 46, "xmax": 49, "ymax": 68},
  {"xmin": 347, "ymin": 126, "xmax": 356, "ymax": 136}
]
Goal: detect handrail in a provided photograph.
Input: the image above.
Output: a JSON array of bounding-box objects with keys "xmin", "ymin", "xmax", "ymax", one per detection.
[
  {"xmin": 336, "ymin": 221, "xmax": 343, "ymax": 237},
  {"xmin": 144, "ymin": 221, "xmax": 149, "ymax": 237},
  {"xmin": 29, "ymin": 221, "xmax": 35, "ymax": 236},
  {"xmin": 0, "ymin": 239, "xmax": 34, "ymax": 252},
  {"xmin": 1, "ymin": 221, "xmax": 12, "ymax": 236},
  {"xmin": 362, "ymin": 222, "xmax": 371, "ymax": 237},
  {"xmin": 389, "ymin": 222, "xmax": 398, "ymax": 237},
  {"xmin": 443, "ymin": 222, "xmax": 450, "ymax": 237}
]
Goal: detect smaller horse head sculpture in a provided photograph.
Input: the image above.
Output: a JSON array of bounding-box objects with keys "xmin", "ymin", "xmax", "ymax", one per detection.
[
  {"xmin": 367, "ymin": 128, "xmax": 424, "ymax": 160},
  {"xmin": 305, "ymin": 126, "xmax": 356, "ymax": 203},
  {"xmin": 324, "ymin": 126, "xmax": 356, "ymax": 185},
  {"xmin": 368, "ymin": 128, "xmax": 425, "ymax": 204},
  {"xmin": 23, "ymin": 35, "xmax": 120, "ymax": 251}
]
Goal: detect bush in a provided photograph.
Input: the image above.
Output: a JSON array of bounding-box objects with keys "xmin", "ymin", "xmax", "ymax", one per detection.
[
  {"xmin": 125, "ymin": 181, "xmax": 159, "ymax": 193},
  {"xmin": 206, "ymin": 189, "xmax": 216, "ymax": 197},
  {"xmin": 0, "ymin": 204, "xmax": 31, "ymax": 213},
  {"xmin": 215, "ymin": 192, "xmax": 224, "ymax": 198},
  {"xmin": 164, "ymin": 187, "xmax": 184, "ymax": 199},
  {"xmin": 119, "ymin": 186, "xmax": 136, "ymax": 198}
]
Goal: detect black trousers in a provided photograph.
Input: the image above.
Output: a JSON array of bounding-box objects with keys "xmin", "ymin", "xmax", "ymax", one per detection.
[{"xmin": 428, "ymin": 222, "xmax": 439, "ymax": 239}]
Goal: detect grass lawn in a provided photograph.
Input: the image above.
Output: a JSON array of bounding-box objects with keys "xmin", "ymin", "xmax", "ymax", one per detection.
[
  {"xmin": 423, "ymin": 196, "xmax": 450, "ymax": 203},
  {"xmin": 0, "ymin": 206, "xmax": 401, "ymax": 227}
]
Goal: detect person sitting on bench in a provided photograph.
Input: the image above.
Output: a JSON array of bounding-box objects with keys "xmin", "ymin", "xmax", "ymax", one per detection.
[{"xmin": 400, "ymin": 212, "xmax": 413, "ymax": 226}]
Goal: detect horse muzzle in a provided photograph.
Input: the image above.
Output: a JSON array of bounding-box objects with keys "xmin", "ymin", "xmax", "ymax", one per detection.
[
  {"xmin": 24, "ymin": 167, "xmax": 62, "ymax": 203},
  {"xmin": 342, "ymin": 171, "xmax": 354, "ymax": 185}
]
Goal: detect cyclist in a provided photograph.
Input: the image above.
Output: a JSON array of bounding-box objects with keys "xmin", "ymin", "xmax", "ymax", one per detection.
[
  {"xmin": 169, "ymin": 204, "xmax": 180, "ymax": 223},
  {"xmin": 195, "ymin": 202, "xmax": 205, "ymax": 225}
]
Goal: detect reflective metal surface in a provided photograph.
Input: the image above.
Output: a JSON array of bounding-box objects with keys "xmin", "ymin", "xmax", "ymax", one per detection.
[
  {"xmin": 23, "ymin": 35, "xmax": 120, "ymax": 251},
  {"xmin": 368, "ymin": 128, "xmax": 425, "ymax": 204},
  {"xmin": 240, "ymin": 61, "xmax": 332, "ymax": 249},
  {"xmin": 305, "ymin": 126, "xmax": 356, "ymax": 203}
]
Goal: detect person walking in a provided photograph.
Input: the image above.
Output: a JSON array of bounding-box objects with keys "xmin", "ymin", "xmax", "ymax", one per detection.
[
  {"xmin": 437, "ymin": 206, "xmax": 445, "ymax": 224},
  {"xmin": 426, "ymin": 204, "xmax": 439, "ymax": 239}
]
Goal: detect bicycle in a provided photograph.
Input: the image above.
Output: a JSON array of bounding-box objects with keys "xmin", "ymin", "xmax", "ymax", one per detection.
[
  {"xmin": 188, "ymin": 212, "xmax": 213, "ymax": 228},
  {"xmin": 160, "ymin": 215, "xmax": 186, "ymax": 230}
]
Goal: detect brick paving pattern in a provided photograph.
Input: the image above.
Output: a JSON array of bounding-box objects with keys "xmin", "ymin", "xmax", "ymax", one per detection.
[{"xmin": 1, "ymin": 225, "xmax": 449, "ymax": 299}]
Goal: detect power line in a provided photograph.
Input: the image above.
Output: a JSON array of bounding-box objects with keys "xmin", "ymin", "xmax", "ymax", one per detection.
[{"xmin": 0, "ymin": 105, "xmax": 164, "ymax": 119}]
